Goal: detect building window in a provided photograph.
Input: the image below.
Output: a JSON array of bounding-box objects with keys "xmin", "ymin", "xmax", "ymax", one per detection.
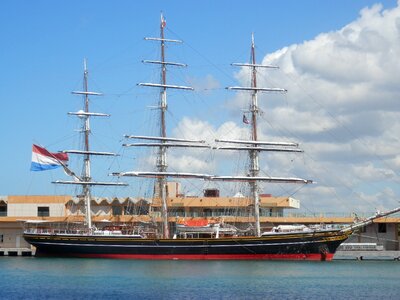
[
  {"xmin": 38, "ymin": 207, "xmax": 50, "ymax": 217},
  {"xmin": 0, "ymin": 234, "xmax": 3, "ymax": 243},
  {"xmin": 203, "ymin": 209, "xmax": 212, "ymax": 217},
  {"xmin": 136, "ymin": 205, "xmax": 149, "ymax": 215},
  {"xmin": 112, "ymin": 206, "xmax": 122, "ymax": 216},
  {"xmin": 378, "ymin": 223, "xmax": 387, "ymax": 233},
  {"xmin": 124, "ymin": 206, "xmax": 134, "ymax": 215},
  {"xmin": 0, "ymin": 205, "xmax": 7, "ymax": 217},
  {"xmin": 124, "ymin": 205, "xmax": 150, "ymax": 216}
]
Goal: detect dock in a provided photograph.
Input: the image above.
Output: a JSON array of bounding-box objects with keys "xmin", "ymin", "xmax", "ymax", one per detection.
[
  {"xmin": 334, "ymin": 250, "xmax": 400, "ymax": 261},
  {"xmin": 0, "ymin": 248, "xmax": 34, "ymax": 256}
]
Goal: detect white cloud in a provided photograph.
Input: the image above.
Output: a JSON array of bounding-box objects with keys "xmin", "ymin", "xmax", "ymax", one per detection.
[
  {"xmin": 352, "ymin": 162, "xmax": 396, "ymax": 182},
  {"xmin": 272, "ymin": 3, "xmax": 400, "ymax": 113},
  {"xmin": 172, "ymin": 117, "xmax": 249, "ymax": 144},
  {"xmin": 188, "ymin": 74, "xmax": 220, "ymax": 93},
  {"xmin": 388, "ymin": 155, "xmax": 400, "ymax": 172},
  {"xmin": 170, "ymin": 117, "xmax": 250, "ymax": 174},
  {"xmin": 168, "ymin": 155, "xmax": 210, "ymax": 173},
  {"xmin": 158, "ymin": 3, "xmax": 400, "ymax": 213},
  {"xmin": 251, "ymin": 3, "xmax": 400, "ymax": 209},
  {"xmin": 172, "ymin": 117, "xmax": 216, "ymax": 141},
  {"xmin": 222, "ymin": 3, "xmax": 400, "ymax": 212},
  {"xmin": 264, "ymin": 106, "xmax": 338, "ymax": 135}
]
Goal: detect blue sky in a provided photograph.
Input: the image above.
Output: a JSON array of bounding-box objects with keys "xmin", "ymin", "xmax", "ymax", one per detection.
[{"xmin": 1, "ymin": 0, "xmax": 399, "ymax": 214}]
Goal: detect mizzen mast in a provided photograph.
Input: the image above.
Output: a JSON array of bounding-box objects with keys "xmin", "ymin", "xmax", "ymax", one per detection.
[
  {"xmin": 249, "ymin": 34, "xmax": 264, "ymax": 237},
  {"xmin": 80, "ymin": 59, "xmax": 94, "ymax": 229},
  {"xmin": 218, "ymin": 34, "xmax": 311, "ymax": 237}
]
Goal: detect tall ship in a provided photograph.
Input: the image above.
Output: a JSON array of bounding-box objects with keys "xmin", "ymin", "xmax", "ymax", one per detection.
[{"xmin": 23, "ymin": 15, "xmax": 400, "ymax": 260}]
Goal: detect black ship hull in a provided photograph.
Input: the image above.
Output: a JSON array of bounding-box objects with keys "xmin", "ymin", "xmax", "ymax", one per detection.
[{"xmin": 24, "ymin": 229, "xmax": 351, "ymax": 261}]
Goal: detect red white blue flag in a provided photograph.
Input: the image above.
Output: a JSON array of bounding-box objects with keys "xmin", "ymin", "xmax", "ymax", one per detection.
[
  {"xmin": 161, "ymin": 14, "xmax": 166, "ymax": 28},
  {"xmin": 30, "ymin": 144, "xmax": 69, "ymax": 171}
]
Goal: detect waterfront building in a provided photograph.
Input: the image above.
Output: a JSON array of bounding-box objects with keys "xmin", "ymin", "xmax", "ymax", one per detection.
[{"xmin": 1, "ymin": 188, "xmax": 399, "ymax": 251}]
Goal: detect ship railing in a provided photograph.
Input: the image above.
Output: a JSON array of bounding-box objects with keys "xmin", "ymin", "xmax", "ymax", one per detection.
[
  {"xmin": 24, "ymin": 227, "xmax": 144, "ymax": 237},
  {"xmin": 168, "ymin": 211, "xmax": 284, "ymax": 218},
  {"xmin": 167, "ymin": 211, "xmax": 400, "ymax": 218},
  {"xmin": 286, "ymin": 212, "xmax": 400, "ymax": 218},
  {"xmin": 24, "ymin": 228, "xmax": 91, "ymax": 235}
]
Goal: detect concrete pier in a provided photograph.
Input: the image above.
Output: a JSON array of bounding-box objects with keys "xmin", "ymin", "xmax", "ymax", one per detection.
[
  {"xmin": 0, "ymin": 248, "xmax": 34, "ymax": 256},
  {"xmin": 334, "ymin": 250, "xmax": 400, "ymax": 261}
]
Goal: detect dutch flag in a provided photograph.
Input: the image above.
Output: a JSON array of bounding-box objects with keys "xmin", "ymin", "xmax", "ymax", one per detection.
[{"xmin": 30, "ymin": 144, "xmax": 69, "ymax": 171}]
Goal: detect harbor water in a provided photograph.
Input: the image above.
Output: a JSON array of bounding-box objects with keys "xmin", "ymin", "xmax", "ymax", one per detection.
[{"xmin": 1, "ymin": 257, "xmax": 400, "ymax": 299}]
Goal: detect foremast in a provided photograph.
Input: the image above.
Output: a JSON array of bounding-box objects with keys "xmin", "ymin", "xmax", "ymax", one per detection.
[
  {"xmin": 53, "ymin": 60, "xmax": 127, "ymax": 230},
  {"xmin": 81, "ymin": 60, "xmax": 94, "ymax": 229},
  {"xmin": 140, "ymin": 14, "xmax": 193, "ymax": 238}
]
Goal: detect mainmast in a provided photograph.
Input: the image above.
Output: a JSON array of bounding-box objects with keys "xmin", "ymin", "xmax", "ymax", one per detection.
[
  {"xmin": 54, "ymin": 60, "xmax": 127, "ymax": 230},
  {"xmin": 133, "ymin": 14, "xmax": 194, "ymax": 239},
  {"xmin": 113, "ymin": 14, "xmax": 217, "ymax": 238},
  {"xmin": 158, "ymin": 14, "xmax": 169, "ymax": 239}
]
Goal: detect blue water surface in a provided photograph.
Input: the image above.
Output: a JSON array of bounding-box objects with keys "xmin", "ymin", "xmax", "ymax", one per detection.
[{"xmin": 1, "ymin": 258, "xmax": 400, "ymax": 299}]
